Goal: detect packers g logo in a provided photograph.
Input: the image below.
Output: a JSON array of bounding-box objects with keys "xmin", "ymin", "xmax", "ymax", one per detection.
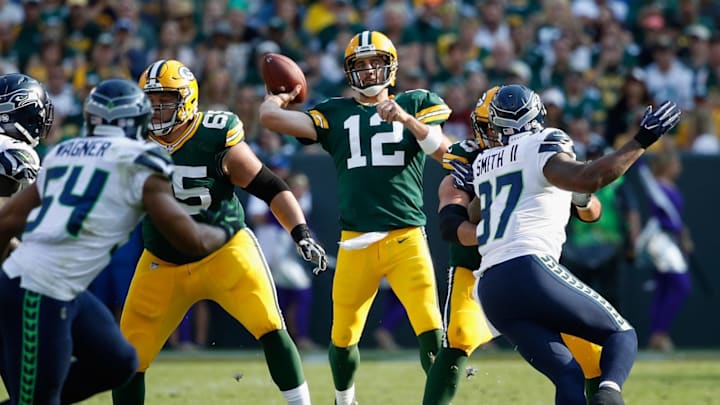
[{"xmin": 178, "ymin": 66, "xmax": 195, "ymax": 81}]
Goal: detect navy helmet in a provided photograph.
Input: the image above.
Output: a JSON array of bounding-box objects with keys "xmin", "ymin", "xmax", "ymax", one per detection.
[
  {"xmin": 488, "ymin": 84, "xmax": 546, "ymax": 141},
  {"xmin": 0, "ymin": 73, "xmax": 54, "ymax": 147},
  {"xmin": 84, "ymin": 79, "xmax": 152, "ymax": 140}
]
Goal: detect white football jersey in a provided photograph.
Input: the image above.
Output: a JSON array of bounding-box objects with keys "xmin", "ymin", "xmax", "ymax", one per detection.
[
  {"xmin": 472, "ymin": 127, "xmax": 575, "ymax": 273},
  {"xmin": 0, "ymin": 134, "xmax": 40, "ymax": 188},
  {"xmin": 3, "ymin": 135, "xmax": 173, "ymax": 301}
]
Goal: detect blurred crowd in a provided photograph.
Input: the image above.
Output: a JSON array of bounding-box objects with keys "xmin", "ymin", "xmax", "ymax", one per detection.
[{"xmin": 1, "ymin": 0, "xmax": 720, "ymax": 160}]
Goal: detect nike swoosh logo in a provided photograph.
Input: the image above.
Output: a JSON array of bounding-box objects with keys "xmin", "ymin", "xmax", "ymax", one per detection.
[{"xmin": 397, "ymin": 237, "xmax": 409, "ymax": 244}]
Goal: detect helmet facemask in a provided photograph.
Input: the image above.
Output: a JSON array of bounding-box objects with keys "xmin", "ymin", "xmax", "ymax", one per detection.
[
  {"xmin": 345, "ymin": 53, "xmax": 397, "ymax": 97},
  {"xmin": 146, "ymin": 89, "xmax": 186, "ymax": 137},
  {"xmin": 471, "ymin": 86, "xmax": 501, "ymax": 150},
  {"xmin": 471, "ymin": 112, "xmax": 501, "ymax": 150}
]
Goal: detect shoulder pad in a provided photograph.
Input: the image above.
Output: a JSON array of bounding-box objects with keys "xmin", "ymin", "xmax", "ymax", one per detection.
[
  {"xmin": 442, "ymin": 140, "xmax": 481, "ymax": 170},
  {"xmin": 200, "ymin": 111, "xmax": 244, "ymax": 147},
  {"xmin": 133, "ymin": 144, "xmax": 174, "ymax": 180},
  {"xmin": 539, "ymin": 129, "xmax": 574, "ymax": 155},
  {"xmin": 0, "ymin": 138, "xmax": 40, "ymax": 185}
]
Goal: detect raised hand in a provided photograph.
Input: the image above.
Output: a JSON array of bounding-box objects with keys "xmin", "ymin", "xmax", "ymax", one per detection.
[{"xmin": 634, "ymin": 101, "xmax": 681, "ymax": 148}]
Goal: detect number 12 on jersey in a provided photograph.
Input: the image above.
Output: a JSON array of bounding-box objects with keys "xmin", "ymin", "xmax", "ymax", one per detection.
[{"xmin": 475, "ymin": 171, "xmax": 523, "ymax": 246}]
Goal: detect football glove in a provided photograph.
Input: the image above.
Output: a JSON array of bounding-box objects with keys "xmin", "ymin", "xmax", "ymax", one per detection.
[
  {"xmin": 571, "ymin": 192, "xmax": 592, "ymax": 209},
  {"xmin": 634, "ymin": 100, "xmax": 681, "ymax": 148},
  {"xmin": 199, "ymin": 200, "xmax": 242, "ymax": 243},
  {"xmin": 449, "ymin": 159, "xmax": 475, "ymax": 195},
  {"xmin": 291, "ymin": 224, "xmax": 328, "ymax": 276}
]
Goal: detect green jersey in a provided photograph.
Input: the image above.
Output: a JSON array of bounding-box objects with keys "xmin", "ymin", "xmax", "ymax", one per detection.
[
  {"xmin": 306, "ymin": 90, "xmax": 451, "ymax": 232},
  {"xmin": 143, "ymin": 110, "xmax": 246, "ymax": 264},
  {"xmin": 442, "ymin": 139, "xmax": 482, "ymax": 270}
]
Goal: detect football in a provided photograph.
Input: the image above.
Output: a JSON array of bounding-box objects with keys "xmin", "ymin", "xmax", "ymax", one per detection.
[{"xmin": 261, "ymin": 53, "xmax": 307, "ymax": 103}]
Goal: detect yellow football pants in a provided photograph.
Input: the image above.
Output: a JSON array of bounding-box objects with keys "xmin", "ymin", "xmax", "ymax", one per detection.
[
  {"xmin": 120, "ymin": 228, "xmax": 284, "ymax": 371},
  {"xmin": 331, "ymin": 227, "xmax": 443, "ymax": 347}
]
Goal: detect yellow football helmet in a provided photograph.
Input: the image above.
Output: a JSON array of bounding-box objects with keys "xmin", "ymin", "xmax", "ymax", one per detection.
[
  {"xmin": 471, "ymin": 86, "xmax": 500, "ymax": 150},
  {"xmin": 344, "ymin": 31, "xmax": 398, "ymax": 97},
  {"xmin": 138, "ymin": 59, "xmax": 198, "ymax": 136}
]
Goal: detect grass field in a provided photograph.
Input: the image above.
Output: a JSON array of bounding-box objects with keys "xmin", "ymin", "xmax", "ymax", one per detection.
[{"xmin": 3, "ymin": 349, "xmax": 720, "ymax": 404}]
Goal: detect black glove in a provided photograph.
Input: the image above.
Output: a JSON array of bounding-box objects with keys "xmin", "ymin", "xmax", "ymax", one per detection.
[
  {"xmin": 199, "ymin": 200, "xmax": 242, "ymax": 243},
  {"xmin": 291, "ymin": 224, "xmax": 328, "ymax": 275},
  {"xmin": 449, "ymin": 159, "xmax": 475, "ymax": 195},
  {"xmin": 634, "ymin": 101, "xmax": 681, "ymax": 149}
]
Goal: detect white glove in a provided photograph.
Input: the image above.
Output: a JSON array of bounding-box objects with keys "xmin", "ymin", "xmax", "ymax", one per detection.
[
  {"xmin": 291, "ymin": 224, "xmax": 328, "ymax": 276},
  {"xmin": 571, "ymin": 192, "xmax": 592, "ymax": 210},
  {"xmin": 297, "ymin": 239, "xmax": 328, "ymax": 275}
]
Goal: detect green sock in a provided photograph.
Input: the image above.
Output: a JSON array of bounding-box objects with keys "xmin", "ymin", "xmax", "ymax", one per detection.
[
  {"xmin": 329, "ymin": 343, "xmax": 360, "ymax": 390},
  {"xmin": 417, "ymin": 329, "xmax": 443, "ymax": 374},
  {"xmin": 111, "ymin": 372, "xmax": 145, "ymax": 405},
  {"xmin": 585, "ymin": 376, "xmax": 601, "ymax": 400},
  {"xmin": 260, "ymin": 329, "xmax": 305, "ymax": 390},
  {"xmin": 423, "ymin": 348, "xmax": 468, "ymax": 405}
]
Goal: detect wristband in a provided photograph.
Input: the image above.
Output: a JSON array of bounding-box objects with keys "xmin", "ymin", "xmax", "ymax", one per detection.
[
  {"xmin": 418, "ymin": 125, "xmax": 443, "ymax": 155},
  {"xmin": 575, "ymin": 199, "xmax": 593, "ymax": 211},
  {"xmin": 438, "ymin": 204, "xmax": 469, "ymax": 244},
  {"xmin": 633, "ymin": 128, "xmax": 656, "ymax": 149},
  {"xmin": 291, "ymin": 223, "xmax": 311, "ymax": 244}
]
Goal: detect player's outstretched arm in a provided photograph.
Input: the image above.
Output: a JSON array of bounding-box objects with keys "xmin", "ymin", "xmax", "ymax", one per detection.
[
  {"xmin": 545, "ymin": 101, "xmax": 680, "ymax": 193},
  {"xmin": 438, "ymin": 175, "xmax": 478, "ymax": 246},
  {"xmin": 143, "ymin": 175, "xmax": 228, "ymax": 256},
  {"xmin": 258, "ymin": 85, "xmax": 317, "ymax": 141},
  {"xmin": 0, "ymin": 184, "xmax": 40, "ymax": 257}
]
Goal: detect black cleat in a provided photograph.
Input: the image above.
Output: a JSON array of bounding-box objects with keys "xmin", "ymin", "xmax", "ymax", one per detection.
[{"xmin": 588, "ymin": 387, "xmax": 625, "ymax": 405}]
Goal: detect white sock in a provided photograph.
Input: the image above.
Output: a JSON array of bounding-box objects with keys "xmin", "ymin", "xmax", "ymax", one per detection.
[
  {"xmin": 599, "ymin": 381, "xmax": 621, "ymax": 392},
  {"xmin": 282, "ymin": 381, "xmax": 311, "ymax": 405},
  {"xmin": 335, "ymin": 384, "xmax": 356, "ymax": 405}
]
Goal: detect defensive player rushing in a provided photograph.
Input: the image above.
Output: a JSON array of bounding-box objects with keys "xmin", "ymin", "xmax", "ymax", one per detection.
[
  {"xmin": 0, "ymin": 73, "xmax": 51, "ymax": 261},
  {"xmin": 259, "ymin": 31, "xmax": 448, "ymax": 404},
  {"xmin": 112, "ymin": 60, "xmax": 327, "ymax": 405},
  {"xmin": 451, "ymin": 84, "xmax": 680, "ymax": 405},
  {"xmin": 0, "ymin": 79, "xmax": 233, "ymax": 404},
  {"xmin": 424, "ymin": 87, "xmax": 604, "ymax": 405}
]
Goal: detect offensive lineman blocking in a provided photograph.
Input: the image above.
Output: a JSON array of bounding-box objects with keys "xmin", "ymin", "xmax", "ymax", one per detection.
[{"xmin": 0, "ymin": 79, "xmax": 232, "ymax": 404}]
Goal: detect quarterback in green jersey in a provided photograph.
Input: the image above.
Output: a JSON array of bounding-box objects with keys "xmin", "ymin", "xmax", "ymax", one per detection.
[
  {"xmin": 112, "ymin": 60, "xmax": 327, "ymax": 405},
  {"xmin": 424, "ymin": 87, "xmax": 605, "ymax": 404},
  {"xmin": 260, "ymin": 30, "xmax": 451, "ymax": 405}
]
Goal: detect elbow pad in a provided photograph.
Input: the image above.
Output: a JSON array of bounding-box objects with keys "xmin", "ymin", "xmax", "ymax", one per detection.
[
  {"xmin": 438, "ymin": 204, "xmax": 469, "ymax": 244},
  {"xmin": 243, "ymin": 165, "xmax": 290, "ymax": 205}
]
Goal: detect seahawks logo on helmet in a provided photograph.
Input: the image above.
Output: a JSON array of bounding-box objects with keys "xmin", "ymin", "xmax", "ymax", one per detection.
[{"xmin": 488, "ymin": 84, "xmax": 546, "ymax": 141}]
